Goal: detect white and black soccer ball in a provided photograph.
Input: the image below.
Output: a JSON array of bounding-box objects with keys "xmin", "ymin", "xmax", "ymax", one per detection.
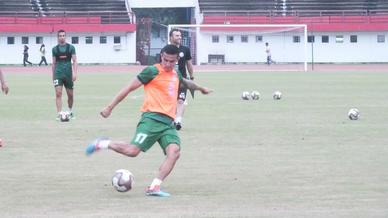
[
  {"xmin": 273, "ymin": 91, "xmax": 282, "ymax": 100},
  {"xmin": 112, "ymin": 169, "xmax": 134, "ymax": 192},
  {"xmin": 251, "ymin": 91, "xmax": 260, "ymax": 100},
  {"xmin": 348, "ymin": 108, "xmax": 360, "ymax": 120},
  {"xmin": 60, "ymin": 111, "xmax": 70, "ymax": 122},
  {"xmin": 241, "ymin": 91, "xmax": 251, "ymax": 100}
]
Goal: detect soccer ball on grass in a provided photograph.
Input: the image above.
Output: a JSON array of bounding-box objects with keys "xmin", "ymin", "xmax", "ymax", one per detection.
[
  {"xmin": 348, "ymin": 108, "xmax": 360, "ymax": 120},
  {"xmin": 112, "ymin": 169, "xmax": 134, "ymax": 192},
  {"xmin": 59, "ymin": 111, "xmax": 70, "ymax": 122},
  {"xmin": 250, "ymin": 91, "xmax": 260, "ymax": 100},
  {"xmin": 241, "ymin": 91, "xmax": 251, "ymax": 100},
  {"xmin": 273, "ymin": 91, "xmax": 282, "ymax": 100}
]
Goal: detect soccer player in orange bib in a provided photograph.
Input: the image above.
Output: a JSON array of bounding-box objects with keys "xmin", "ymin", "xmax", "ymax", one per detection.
[{"xmin": 86, "ymin": 45, "xmax": 212, "ymax": 197}]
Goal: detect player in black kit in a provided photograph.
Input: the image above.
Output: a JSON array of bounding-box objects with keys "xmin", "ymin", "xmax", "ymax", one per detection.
[{"xmin": 167, "ymin": 29, "xmax": 195, "ymax": 130}]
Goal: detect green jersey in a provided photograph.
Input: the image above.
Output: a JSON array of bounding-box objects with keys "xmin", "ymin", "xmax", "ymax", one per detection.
[
  {"xmin": 52, "ymin": 43, "xmax": 76, "ymax": 75},
  {"xmin": 52, "ymin": 43, "xmax": 76, "ymax": 89}
]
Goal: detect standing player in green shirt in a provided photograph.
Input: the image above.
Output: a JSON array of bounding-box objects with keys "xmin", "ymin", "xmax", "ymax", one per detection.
[{"xmin": 52, "ymin": 29, "xmax": 78, "ymax": 120}]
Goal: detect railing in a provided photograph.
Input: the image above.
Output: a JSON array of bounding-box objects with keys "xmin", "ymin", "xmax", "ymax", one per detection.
[
  {"xmin": 203, "ymin": 9, "xmax": 388, "ymax": 17},
  {"xmin": 203, "ymin": 15, "xmax": 388, "ymax": 25},
  {"xmin": 0, "ymin": 10, "xmax": 135, "ymax": 24}
]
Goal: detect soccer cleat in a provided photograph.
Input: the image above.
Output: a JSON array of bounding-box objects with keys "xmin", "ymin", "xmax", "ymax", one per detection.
[
  {"xmin": 175, "ymin": 122, "xmax": 182, "ymax": 131},
  {"xmin": 85, "ymin": 137, "xmax": 109, "ymax": 156},
  {"xmin": 69, "ymin": 111, "xmax": 75, "ymax": 119},
  {"xmin": 145, "ymin": 186, "xmax": 170, "ymax": 197},
  {"xmin": 56, "ymin": 114, "xmax": 61, "ymax": 121}
]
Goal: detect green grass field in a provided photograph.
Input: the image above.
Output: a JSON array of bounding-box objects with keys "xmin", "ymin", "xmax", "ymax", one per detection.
[{"xmin": 1, "ymin": 70, "xmax": 388, "ymax": 217}]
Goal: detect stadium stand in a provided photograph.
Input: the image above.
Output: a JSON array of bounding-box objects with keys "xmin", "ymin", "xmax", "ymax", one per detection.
[
  {"xmin": 31, "ymin": 0, "xmax": 49, "ymax": 16},
  {"xmin": 199, "ymin": 0, "xmax": 388, "ymax": 31},
  {"xmin": 0, "ymin": 0, "xmax": 35, "ymax": 16},
  {"xmin": 0, "ymin": 0, "xmax": 135, "ymax": 33},
  {"xmin": 0, "ymin": 0, "xmax": 133, "ymax": 24},
  {"xmin": 199, "ymin": 0, "xmax": 277, "ymax": 12},
  {"xmin": 199, "ymin": 0, "xmax": 388, "ymax": 16},
  {"xmin": 40, "ymin": 0, "xmax": 132, "ymax": 23}
]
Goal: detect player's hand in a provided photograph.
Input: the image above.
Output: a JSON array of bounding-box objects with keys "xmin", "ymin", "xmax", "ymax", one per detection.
[
  {"xmin": 100, "ymin": 106, "xmax": 112, "ymax": 118},
  {"xmin": 72, "ymin": 74, "xmax": 77, "ymax": 82},
  {"xmin": 200, "ymin": 87, "xmax": 213, "ymax": 94},
  {"xmin": 1, "ymin": 83, "xmax": 9, "ymax": 95}
]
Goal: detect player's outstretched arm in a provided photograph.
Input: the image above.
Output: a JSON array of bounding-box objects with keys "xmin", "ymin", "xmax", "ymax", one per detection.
[
  {"xmin": 182, "ymin": 78, "xmax": 212, "ymax": 95},
  {"xmin": 71, "ymin": 54, "xmax": 78, "ymax": 82},
  {"xmin": 51, "ymin": 56, "xmax": 57, "ymax": 81},
  {"xmin": 100, "ymin": 77, "xmax": 143, "ymax": 118}
]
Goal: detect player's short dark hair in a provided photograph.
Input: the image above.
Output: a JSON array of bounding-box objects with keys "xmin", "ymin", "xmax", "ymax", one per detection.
[
  {"xmin": 57, "ymin": 29, "xmax": 66, "ymax": 36},
  {"xmin": 161, "ymin": 44, "xmax": 179, "ymax": 56},
  {"xmin": 169, "ymin": 28, "xmax": 181, "ymax": 37}
]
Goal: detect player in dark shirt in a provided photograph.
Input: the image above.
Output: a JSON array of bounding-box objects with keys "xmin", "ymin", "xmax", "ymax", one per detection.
[{"xmin": 168, "ymin": 28, "xmax": 195, "ymax": 130}]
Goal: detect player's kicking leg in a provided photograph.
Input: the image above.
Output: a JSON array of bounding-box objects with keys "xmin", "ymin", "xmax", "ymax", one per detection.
[
  {"xmin": 86, "ymin": 138, "xmax": 171, "ymax": 197},
  {"xmin": 86, "ymin": 137, "xmax": 142, "ymax": 157},
  {"xmin": 85, "ymin": 137, "xmax": 110, "ymax": 155}
]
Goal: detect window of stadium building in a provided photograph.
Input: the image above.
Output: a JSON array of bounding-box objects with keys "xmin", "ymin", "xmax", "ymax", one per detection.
[
  {"xmin": 350, "ymin": 35, "xmax": 357, "ymax": 43},
  {"xmin": 212, "ymin": 35, "xmax": 219, "ymax": 43},
  {"xmin": 256, "ymin": 35, "xmax": 263, "ymax": 43},
  {"xmin": 308, "ymin": 35, "xmax": 315, "ymax": 43},
  {"xmin": 36, "ymin": 37, "xmax": 43, "ymax": 44},
  {"xmin": 377, "ymin": 35, "xmax": 385, "ymax": 43},
  {"xmin": 227, "ymin": 35, "xmax": 234, "ymax": 43},
  {"xmin": 72, "ymin": 37, "xmax": 79, "ymax": 44},
  {"xmin": 293, "ymin": 36, "xmax": 300, "ymax": 43},
  {"xmin": 22, "ymin": 37, "xmax": 29, "ymax": 44},
  {"xmin": 7, "ymin": 37, "xmax": 15, "ymax": 44},
  {"xmin": 336, "ymin": 35, "xmax": 344, "ymax": 43},
  {"xmin": 241, "ymin": 35, "xmax": 248, "ymax": 43},
  {"xmin": 85, "ymin": 36, "xmax": 93, "ymax": 44},
  {"xmin": 100, "ymin": 36, "xmax": 107, "ymax": 44},
  {"xmin": 322, "ymin": 35, "xmax": 329, "ymax": 43},
  {"xmin": 114, "ymin": 36, "xmax": 121, "ymax": 44}
]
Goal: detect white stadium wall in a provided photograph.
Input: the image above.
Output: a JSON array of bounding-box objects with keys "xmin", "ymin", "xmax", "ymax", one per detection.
[
  {"xmin": 197, "ymin": 31, "xmax": 305, "ymax": 64},
  {"xmin": 0, "ymin": 32, "xmax": 136, "ymax": 65},
  {"xmin": 310, "ymin": 32, "xmax": 388, "ymax": 63},
  {"xmin": 1, "ymin": 30, "xmax": 388, "ymax": 64},
  {"xmin": 195, "ymin": 31, "xmax": 388, "ymax": 64},
  {"xmin": 71, "ymin": 32, "xmax": 137, "ymax": 64}
]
